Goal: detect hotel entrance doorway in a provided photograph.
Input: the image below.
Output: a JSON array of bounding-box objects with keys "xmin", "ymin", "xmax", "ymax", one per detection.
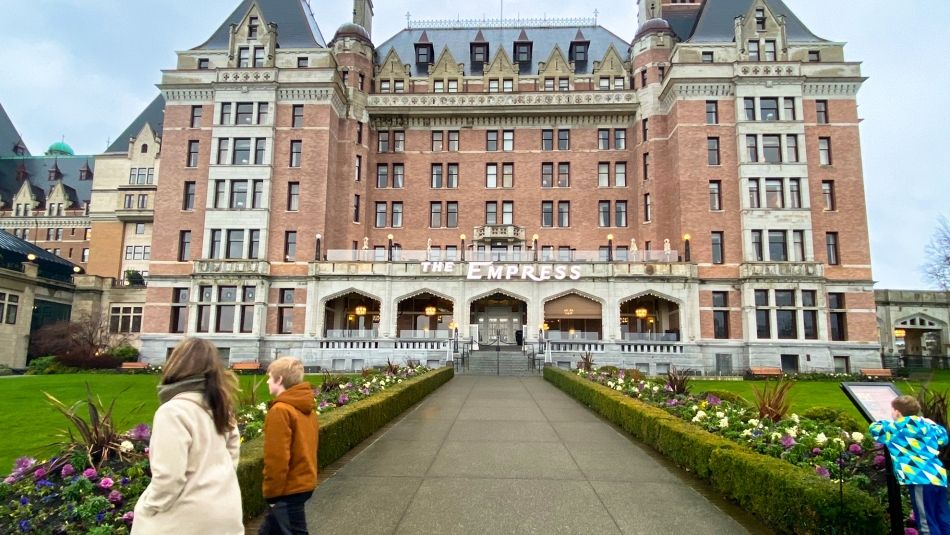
[{"xmin": 471, "ymin": 293, "xmax": 527, "ymax": 345}]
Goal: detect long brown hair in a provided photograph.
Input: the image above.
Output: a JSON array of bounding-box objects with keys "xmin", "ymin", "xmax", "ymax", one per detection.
[{"xmin": 162, "ymin": 337, "xmax": 238, "ymax": 434}]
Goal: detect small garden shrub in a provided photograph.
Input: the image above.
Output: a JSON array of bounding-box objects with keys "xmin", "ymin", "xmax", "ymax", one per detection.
[
  {"xmin": 578, "ymin": 352, "xmax": 595, "ymax": 371},
  {"xmin": 0, "ymin": 365, "xmax": 12, "ymax": 376},
  {"xmin": 597, "ymin": 365, "xmax": 620, "ymax": 376},
  {"xmin": 109, "ymin": 345, "xmax": 140, "ymax": 362},
  {"xmin": 752, "ymin": 379, "xmax": 794, "ymax": 422},
  {"xmin": 26, "ymin": 356, "xmax": 74, "ymax": 375},
  {"xmin": 916, "ymin": 386, "xmax": 950, "ymax": 468},
  {"xmin": 665, "ymin": 366, "xmax": 692, "ymax": 395},
  {"xmin": 801, "ymin": 407, "xmax": 863, "ymax": 433}
]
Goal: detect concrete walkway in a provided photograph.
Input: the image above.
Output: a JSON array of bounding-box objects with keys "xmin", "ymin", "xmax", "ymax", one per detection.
[{"xmin": 302, "ymin": 376, "xmax": 766, "ymax": 534}]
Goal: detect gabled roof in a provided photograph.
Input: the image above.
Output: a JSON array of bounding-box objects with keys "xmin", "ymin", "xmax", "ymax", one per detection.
[
  {"xmin": 376, "ymin": 26, "xmax": 629, "ymax": 76},
  {"xmin": 0, "ymin": 156, "xmax": 94, "ymax": 212},
  {"xmin": 0, "ymin": 103, "xmax": 29, "ymax": 158},
  {"xmin": 0, "ymin": 230, "xmax": 79, "ymax": 282},
  {"xmin": 105, "ymin": 94, "xmax": 165, "ymax": 154},
  {"xmin": 192, "ymin": 0, "xmax": 326, "ymax": 50},
  {"xmin": 687, "ymin": 0, "xmax": 826, "ymax": 43}
]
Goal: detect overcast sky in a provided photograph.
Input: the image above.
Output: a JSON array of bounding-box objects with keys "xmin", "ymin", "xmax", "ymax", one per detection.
[{"xmin": 1, "ymin": 0, "xmax": 947, "ymax": 290}]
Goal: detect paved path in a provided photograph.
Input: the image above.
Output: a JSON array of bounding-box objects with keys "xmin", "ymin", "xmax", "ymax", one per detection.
[{"xmin": 301, "ymin": 376, "xmax": 766, "ymax": 534}]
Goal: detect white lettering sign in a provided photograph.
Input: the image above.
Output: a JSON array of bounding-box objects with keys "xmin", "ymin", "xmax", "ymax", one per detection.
[{"xmin": 421, "ymin": 261, "xmax": 582, "ymax": 281}]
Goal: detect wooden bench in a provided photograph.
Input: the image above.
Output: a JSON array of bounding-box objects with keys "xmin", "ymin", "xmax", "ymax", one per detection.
[
  {"xmin": 748, "ymin": 367, "xmax": 783, "ymax": 378},
  {"xmin": 119, "ymin": 362, "xmax": 148, "ymax": 372},
  {"xmin": 861, "ymin": 368, "xmax": 893, "ymax": 379},
  {"xmin": 231, "ymin": 361, "xmax": 263, "ymax": 373}
]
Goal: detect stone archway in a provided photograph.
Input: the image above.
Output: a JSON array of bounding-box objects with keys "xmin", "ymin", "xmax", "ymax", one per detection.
[
  {"xmin": 394, "ymin": 290, "xmax": 455, "ymax": 339},
  {"xmin": 618, "ymin": 290, "xmax": 682, "ymax": 341},
  {"xmin": 321, "ymin": 288, "xmax": 382, "ymax": 338},
  {"xmin": 541, "ymin": 291, "xmax": 603, "ymax": 341},
  {"xmin": 469, "ymin": 290, "xmax": 529, "ymax": 346}
]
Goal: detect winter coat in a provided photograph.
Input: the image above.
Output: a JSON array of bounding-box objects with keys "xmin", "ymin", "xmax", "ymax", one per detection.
[
  {"xmin": 262, "ymin": 382, "xmax": 319, "ymax": 499},
  {"xmin": 131, "ymin": 392, "xmax": 243, "ymax": 534},
  {"xmin": 870, "ymin": 415, "xmax": 949, "ymax": 486}
]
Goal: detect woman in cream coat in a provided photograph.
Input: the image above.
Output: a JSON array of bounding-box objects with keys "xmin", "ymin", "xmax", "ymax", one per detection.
[{"xmin": 132, "ymin": 338, "xmax": 244, "ymax": 534}]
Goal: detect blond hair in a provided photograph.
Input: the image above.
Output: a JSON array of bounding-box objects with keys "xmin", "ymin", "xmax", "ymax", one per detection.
[
  {"xmin": 162, "ymin": 337, "xmax": 238, "ymax": 434},
  {"xmin": 892, "ymin": 395, "xmax": 921, "ymax": 417},
  {"xmin": 268, "ymin": 357, "xmax": 305, "ymax": 387}
]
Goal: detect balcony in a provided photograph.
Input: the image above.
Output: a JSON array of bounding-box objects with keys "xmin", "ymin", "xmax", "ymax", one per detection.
[
  {"xmin": 193, "ymin": 259, "xmax": 270, "ymax": 275},
  {"xmin": 740, "ymin": 262, "xmax": 824, "ymax": 278},
  {"xmin": 474, "ymin": 224, "xmax": 525, "ymax": 242}
]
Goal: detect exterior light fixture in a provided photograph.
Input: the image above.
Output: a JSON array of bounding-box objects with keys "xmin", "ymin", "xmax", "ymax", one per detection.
[
  {"xmin": 563, "ymin": 308, "xmax": 574, "ymax": 316},
  {"xmin": 26, "ymin": 253, "xmax": 36, "ymax": 262},
  {"xmin": 894, "ymin": 329, "xmax": 906, "ymax": 338},
  {"xmin": 635, "ymin": 307, "xmax": 649, "ymax": 319},
  {"xmin": 73, "ymin": 266, "xmax": 82, "ymax": 273},
  {"xmin": 424, "ymin": 306, "xmax": 437, "ymax": 316},
  {"xmin": 354, "ymin": 305, "xmax": 367, "ymax": 316}
]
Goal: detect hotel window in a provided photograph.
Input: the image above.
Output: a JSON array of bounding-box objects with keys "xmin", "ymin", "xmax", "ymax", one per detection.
[
  {"xmin": 792, "ymin": 230, "xmax": 805, "ymax": 261},
  {"xmin": 446, "ymin": 202, "xmax": 458, "ymax": 228},
  {"xmin": 709, "ymin": 181, "xmax": 722, "ymax": 210},
  {"xmin": 288, "ymin": 182, "xmax": 300, "ymax": 211},
  {"xmin": 289, "ymin": 140, "xmax": 302, "ymax": 167},
  {"xmin": 615, "ymin": 201, "xmax": 628, "ymax": 227},
  {"xmin": 614, "ymin": 129, "xmax": 626, "ymax": 149},
  {"xmin": 643, "ymin": 152, "xmax": 650, "ymax": 180},
  {"xmin": 198, "ymin": 58, "xmax": 210, "ymax": 69},
  {"xmin": 183, "ymin": 182, "xmax": 196, "ymax": 210},
  {"xmin": 248, "ymin": 230, "xmax": 260, "ymax": 259},
  {"xmin": 209, "ymin": 230, "xmax": 222, "ymax": 259},
  {"xmin": 232, "ymin": 138, "xmax": 251, "ymax": 164},
  {"xmin": 186, "ymin": 141, "xmax": 199, "ymax": 167},
  {"xmin": 642, "ymin": 119, "xmax": 648, "ymax": 140},
  {"xmin": 486, "ymin": 130, "xmax": 498, "ymax": 151},
  {"xmin": 744, "ymin": 98, "xmax": 756, "ymax": 121},
  {"xmin": 138, "ymin": 194, "xmax": 148, "ymax": 209},
  {"xmin": 542, "ymin": 130, "xmax": 554, "ymax": 151},
  {"xmin": 429, "ymin": 202, "xmax": 442, "ymax": 228},
  {"xmin": 558, "ymin": 130, "xmax": 570, "ymax": 150},
  {"xmin": 376, "ymin": 165, "xmax": 388, "ymax": 188},
  {"xmin": 447, "ymin": 80, "xmax": 458, "ymax": 93},
  {"xmin": 755, "ymin": 290, "xmax": 770, "ymax": 338},
  {"xmin": 786, "ymin": 135, "xmax": 799, "ymax": 162},
  {"xmin": 643, "ymin": 194, "xmax": 652, "ymax": 222},
  {"xmin": 640, "ymin": 70, "xmax": 647, "ymax": 87},
  {"xmin": 748, "ymin": 40, "xmax": 760, "ymax": 61},
  {"xmin": 755, "ymin": 8, "xmax": 766, "ymax": 31},
  {"xmin": 615, "ymin": 163, "xmax": 627, "ymax": 187},
  {"xmin": 278, "ymin": 289, "xmax": 294, "ymax": 334},
  {"xmin": 257, "ymin": 102, "xmax": 269, "ymax": 125},
  {"xmin": 822, "ymin": 181, "xmax": 836, "ymax": 210},
  {"xmin": 702, "ymin": 51, "xmax": 714, "ymax": 63},
  {"xmin": 764, "ymin": 40, "xmax": 776, "ymax": 62},
  {"xmin": 253, "ymin": 47, "xmax": 265, "ymax": 67},
  {"xmin": 707, "ymin": 138, "xmax": 720, "ymax": 165},
  {"xmin": 239, "ymin": 287, "xmax": 255, "ymax": 333},
  {"xmin": 196, "ymin": 286, "xmax": 212, "ymax": 333},
  {"xmin": 502, "ymin": 201, "xmax": 514, "ymax": 225},
  {"xmin": 284, "ymin": 231, "xmax": 297, "ymax": 261},
  {"xmin": 802, "ymin": 290, "xmax": 818, "ymax": 339},
  {"xmin": 614, "ymin": 77, "xmax": 625, "ymax": 90},
  {"xmin": 751, "ymin": 230, "xmax": 764, "ymax": 261},
  {"xmin": 485, "ymin": 202, "xmax": 497, "ymax": 225},
  {"xmin": 543, "ymin": 78, "xmax": 555, "ymax": 91},
  {"xmin": 763, "ymin": 135, "xmax": 781, "ymax": 163},
  {"xmin": 713, "ymin": 291, "xmax": 729, "ymax": 339},
  {"xmin": 81, "ymin": 248, "xmax": 89, "ymax": 263},
  {"xmin": 746, "ymin": 135, "xmax": 759, "ymax": 162},
  {"xmin": 170, "ymin": 288, "xmax": 188, "ymax": 333},
  {"xmin": 503, "ymin": 130, "xmax": 514, "ymax": 151},
  {"xmin": 816, "ymin": 100, "xmax": 829, "ymax": 124},
  {"xmin": 190, "ymin": 106, "xmax": 202, "ymax": 128},
  {"xmin": 353, "ymin": 195, "xmax": 360, "ymax": 222},
  {"xmin": 765, "ymin": 179, "xmax": 784, "ymax": 208},
  {"xmin": 485, "ymin": 164, "xmax": 497, "ymax": 188},
  {"xmin": 357, "ymin": 122, "xmax": 363, "ymax": 144},
  {"xmin": 819, "ymin": 138, "xmax": 832, "ymax": 165},
  {"xmin": 238, "ymin": 47, "xmax": 250, "ymax": 68},
  {"xmin": 447, "ymin": 130, "xmax": 459, "ymax": 151},
  {"xmin": 789, "ymin": 179, "xmax": 802, "ymax": 209},
  {"xmin": 255, "ymin": 139, "xmax": 266, "ymax": 164},
  {"xmin": 706, "ymin": 101, "xmax": 718, "ymax": 124},
  {"xmin": 124, "ymin": 194, "xmax": 134, "ymax": 209},
  {"xmin": 292, "ymin": 105, "xmax": 304, "ymax": 127},
  {"xmin": 826, "ymin": 232, "xmax": 840, "ymax": 265},
  {"xmin": 432, "ymin": 131, "xmax": 443, "ymax": 152},
  {"xmin": 355, "ymin": 155, "xmax": 362, "ymax": 181},
  {"xmin": 178, "ymin": 231, "xmax": 191, "ymax": 261},
  {"xmin": 110, "ymin": 306, "xmax": 143, "ymax": 334},
  {"xmin": 768, "ymin": 230, "xmax": 788, "ymax": 261},
  {"xmin": 808, "ymin": 50, "xmax": 821, "ymax": 62},
  {"xmin": 378, "ymin": 131, "xmax": 390, "ymax": 152},
  {"xmin": 598, "ymin": 201, "xmax": 610, "ymax": 227},
  {"xmin": 597, "ymin": 129, "xmax": 609, "ymax": 150},
  {"xmin": 541, "ymin": 163, "xmax": 553, "ymax": 188},
  {"xmin": 394, "ymin": 80, "xmax": 405, "ymax": 93},
  {"xmin": 557, "ymin": 201, "xmax": 570, "ymax": 227},
  {"xmin": 557, "ymin": 163, "xmax": 570, "ymax": 187},
  {"xmin": 393, "ymin": 131, "xmax": 405, "ymax": 152},
  {"xmin": 228, "ymin": 181, "xmax": 248, "ymax": 209},
  {"xmin": 515, "ymin": 42, "xmax": 532, "ymax": 64},
  {"xmin": 226, "ymin": 230, "xmax": 244, "ymax": 259},
  {"xmin": 502, "ymin": 163, "xmax": 514, "ymax": 188},
  {"xmin": 392, "ymin": 202, "xmax": 404, "ymax": 227},
  {"xmin": 558, "ymin": 78, "xmax": 569, "ymax": 91},
  {"xmin": 447, "ymin": 164, "xmax": 459, "ymax": 188},
  {"xmin": 783, "ymin": 98, "xmax": 796, "ymax": 121},
  {"xmin": 488, "ymin": 79, "xmax": 499, "ymax": 93},
  {"xmin": 431, "ymin": 164, "xmax": 443, "ymax": 188},
  {"xmin": 598, "ymin": 163, "xmax": 610, "ymax": 187},
  {"xmin": 541, "ymin": 201, "xmax": 553, "ymax": 227},
  {"xmin": 220, "ymin": 103, "xmax": 232, "ymax": 125},
  {"xmin": 711, "ymin": 232, "xmax": 725, "ymax": 264},
  {"xmin": 775, "ymin": 290, "xmax": 797, "ymax": 339},
  {"xmin": 297, "ymin": 56, "xmax": 308, "ymax": 68},
  {"xmin": 829, "ymin": 293, "xmax": 847, "ymax": 340},
  {"xmin": 760, "ymin": 98, "xmax": 778, "ymax": 121},
  {"xmin": 380, "ymin": 80, "xmax": 391, "ymax": 93},
  {"xmin": 236, "ymin": 103, "xmax": 253, "ymax": 124},
  {"xmin": 393, "ymin": 164, "xmax": 404, "ymax": 188},
  {"xmin": 503, "ymin": 79, "xmax": 513, "ymax": 92},
  {"xmin": 599, "ymin": 78, "xmax": 610, "ymax": 90}
]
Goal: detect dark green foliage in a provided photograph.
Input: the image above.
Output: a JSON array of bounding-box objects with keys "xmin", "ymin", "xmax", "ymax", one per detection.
[
  {"xmin": 544, "ymin": 368, "xmax": 888, "ymax": 535},
  {"xmin": 801, "ymin": 406, "xmax": 863, "ymax": 433},
  {"xmin": 597, "ymin": 365, "xmax": 620, "ymax": 376},
  {"xmin": 108, "ymin": 345, "xmax": 140, "ymax": 362},
  {"xmin": 319, "ymin": 371, "xmax": 345, "ymax": 393},
  {"xmin": 666, "ymin": 366, "xmax": 692, "ymax": 395},
  {"xmin": 752, "ymin": 379, "xmax": 794, "ymax": 422},
  {"xmin": 26, "ymin": 355, "xmax": 77, "ymax": 375},
  {"xmin": 916, "ymin": 386, "xmax": 950, "ymax": 468}
]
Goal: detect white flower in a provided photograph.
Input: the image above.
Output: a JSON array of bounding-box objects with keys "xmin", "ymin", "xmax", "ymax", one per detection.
[
  {"xmin": 692, "ymin": 411, "xmax": 707, "ymax": 423},
  {"xmin": 615, "ymin": 385, "xmax": 622, "ymax": 391},
  {"xmin": 715, "ymin": 412, "xmax": 725, "ymax": 419},
  {"xmin": 257, "ymin": 403, "xmax": 267, "ymax": 412},
  {"xmin": 607, "ymin": 381, "xmax": 616, "ymax": 388},
  {"xmin": 747, "ymin": 418, "xmax": 760, "ymax": 428},
  {"xmin": 119, "ymin": 440, "xmax": 134, "ymax": 453},
  {"xmin": 398, "ymin": 379, "xmax": 403, "ymax": 383},
  {"xmin": 691, "ymin": 405, "xmax": 699, "ymax": 411},
  {"xmin": 851, "ymin": 432, "xmax": 864, "ymax": 443},
  {"xmin": 652, "ymin": 386, "xmax": 659, "ymax": 393},
  {"xmin": 372, "ymin": 377, "xmax": 378, "ymax": 384},
  {"xmin": 770, "ymin": 432, "xmax": 782, "ymax": 441},
  {"xmin": 718, "ymin": 417, "xmax": 729, "ymax": 428},
  {"xmin": 790, "ymin": 413, "xmax": 800, "ymax": 424},
  {"xmin": 786, "ymin": 427, "xmax": 798, "ymax": 438},
  {"xmin": 741, "ymin": 429, "xmax": 753, "ymax": 437},
  {"xmin": 814, "ymin": 433, "xmax": 827, "ymax": 445},
  {"xmin": 833, "ymin": 438, "xmax": 845, "ymax": 447},
  {"xmin": 363, "ymin": 383, "xmax": 371, "ymax": 389}
]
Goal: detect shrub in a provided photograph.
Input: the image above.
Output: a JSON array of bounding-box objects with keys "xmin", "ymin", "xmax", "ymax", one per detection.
[
  {"xmin": 597, "ymin": 365, "xmax": 620, "ymax": 376},
  {"xmin": 57, "ymin": 352, "xmax": 124, "ymax": 370},
  {"xmin": 108, "ymin": 345, "xmax": 140, "ymax": 362},
  {"xmin": 801, "ymin": 406, "xmax": 863, "ymax": 433},
  {"xmin": 385, "ymin": 358, "xmax": 400, "ymax": 375},
  {"xmin": 26, "ymin": 355, "xmax": 67, "ymax": 375},
  {"xmin": 0, "ymin": 365, "xmax": 12, "ymax": 376},
  {"xmin": 916, "ymin": 387, "xmax": 950, "ymax": 468},
  {"xmin": 578, "ymin": 352, "xmax": 595, "ymax": 371},
  {"xmin": 752, "ymin": 379, "xmax": 794, "ymax": 422},
  {"xmin": 319, "ymin": 371, "xmax": 345, "ymax": 394},
  {"xmin": 700, "ymin": 389, "xmax": 752, "ymax": 409},
  {"xmin": 666, "ymin": 366, "xmax": 692, "ymax": 395},
  {"xmin": 622, "ymin": 368, "xmax": 645, "ymax": 382}
]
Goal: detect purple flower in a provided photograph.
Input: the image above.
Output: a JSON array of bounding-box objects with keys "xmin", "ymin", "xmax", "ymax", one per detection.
[
  {"xmin": 61, "ymin": 464, "xmax": 75, "ymax": 477},
  {"xmin": 96, "ymin": 512, "xmax": 105, "ymax": 523},
  {"xmin": 848, "ymin": 443, "xmax": 863, "ymax": 455},
  {"xmin": 3, "ymin": 476, "xmax": 15, "ymax": 484},
  {"xmin": 33, "ymin": 468, "xmax": 46, "ymax": 479},
  {"xmin": 19, "ymin": 495, "xmax": 29, "ymax": 505},
  {"xmin": 99, "ymin": 477, "xmax": 114, "ymax": 489},
  {"xmin": 82, "ymin": 468, "xmax": 97, "ymax": 479},
  {"xmin": 664, "ymin": 384, "xmax": 674, "ymax": 392},
  {"xmin": 35, "ymin": 479, "xmax": 53, "ymax": 488},
  {"xmin": 815, "ymin": 466, "xmax": 831, "ymax": 478},
  {"xmin": 121, "ymin": 511, "xmax": 134, "ymax": 523},
  {"xmin": 120, "ymin": 477, "xmax": 130, "ymax": 485},
  {"xmin": 706, "ymin": 394, "xmax": 721, "ymax": 406},
  {"xmin": 18, "ymin": 519, "xmax": 29, "ymax": 532},
  {"xmin": 812, "ymin": 448, "xmax": 822, "ymax": 456},
  {"xmin": 338, "ymin": 393, "xmax": 349, "ymax": 405},
  {"xmin": 780, "ymin": 435, "xmax": 796, "ymax": 449},
  {"xmin": 108, "ymin": 490, "xmax": 123, "ymax": 503},
  {"xmin": 130, "ymin": 424, "xmax": 151, "ymax": 441},
  {"xmin": 874, "ymin": 442, "xmax": 885, "ymax": 450},
  {"xmin": 666, "ymin": 399, "xmax": 679, "ymax": 406},
  {"xmin": 13, "ymin": 457, "xmax": 35, "ymax": 476},
  {"xmin": 874, "ymin": 455, "xmax": 886, "ymax": 467},
  {"xmin": 906, "ymin": 529, "xmax": 919, "ymax": 535}
]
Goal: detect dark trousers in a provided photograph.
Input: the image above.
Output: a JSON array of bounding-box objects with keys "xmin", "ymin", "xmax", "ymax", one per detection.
[
  {"xmin": 909, "ymin": 484, "xmax": 950, "ymax": 535},
  {"xmin": 259, "ymin": 491, "xmax": 313, "ymax": 535}
]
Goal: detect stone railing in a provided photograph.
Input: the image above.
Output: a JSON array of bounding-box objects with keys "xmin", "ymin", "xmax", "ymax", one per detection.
[
  {"xmin": 193, "ymin": 259, "xmax": 270, "ymax": 275},
  {"xmin": 217, "ymin": 68, "xmax": 278, "ymax": 83},
  {"xmin": 367, "ymin": 90, "xmax": 637, "ymax": 110},
  {"xmin": 473, "ymin": 224, "xmax": 525, "ymax": 241},
  {"xmin": 740, "ymin": 262, "xmax": 824, "ymax": 278}
]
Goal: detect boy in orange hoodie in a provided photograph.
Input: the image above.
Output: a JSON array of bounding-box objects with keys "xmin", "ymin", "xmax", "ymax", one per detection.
[{"xmin": 259, "ymin": 357, "xmax": 319, "ymax": 535}]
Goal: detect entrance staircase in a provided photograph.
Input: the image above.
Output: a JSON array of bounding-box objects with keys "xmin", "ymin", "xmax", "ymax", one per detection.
[{"xmin": 460, "ymin": 346, "xmax": 539, "ymax": 376}]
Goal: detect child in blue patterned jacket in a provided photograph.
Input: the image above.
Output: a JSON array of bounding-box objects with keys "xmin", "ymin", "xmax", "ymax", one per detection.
[{"xmin": 870, "ymin": 395, "xmax": 950, "ymax": 535}]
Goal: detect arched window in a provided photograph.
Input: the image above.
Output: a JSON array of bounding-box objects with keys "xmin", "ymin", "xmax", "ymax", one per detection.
[{"xmin": 141, "ymin": 144, "xmax": 148, "ymax": 153}]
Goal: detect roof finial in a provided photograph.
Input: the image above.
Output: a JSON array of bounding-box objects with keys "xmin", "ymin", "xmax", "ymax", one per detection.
[
  {"xmin": 406, "ymin": 11, "xmax": 411, "ymax": 29},
  {"xmin": 594, "ymin": 9, "xmax": 599, "ymax": 25}
]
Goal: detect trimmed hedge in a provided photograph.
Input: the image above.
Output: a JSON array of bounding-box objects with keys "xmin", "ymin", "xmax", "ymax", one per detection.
[
  {"xmin": 544, "ymin": 367, "xmax": 888, "ymax": 534},
  {"xmin": 236, "ymin": 366, "xmax": 454, "ymax": 519}
]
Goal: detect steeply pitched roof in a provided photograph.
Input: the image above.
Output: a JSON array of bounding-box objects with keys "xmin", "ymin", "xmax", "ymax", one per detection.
[
  {"xmin": 0, "ymin": 229, "xmax": 79, "ymax": 282},
  {"xmin": 105, "ymin": 94, "xmax": 165, "ymax": 154},
  {"xmin": 376, "ymin": 26, "xmax": 629, "ymax": 76},
  {"xmin": 687, "ymin": 0, "xmax": 826, "ymax": 43},
  {"xmin": 0, "ymin": 156, "xmax": 94, "ymax": 211},
  {"xmin": 0, "ymin": 103, "xmax": 29, "ymax": 158},
  {"xmin": 192, "ymin": 0, "xmax": 326, "ymax": 50}
]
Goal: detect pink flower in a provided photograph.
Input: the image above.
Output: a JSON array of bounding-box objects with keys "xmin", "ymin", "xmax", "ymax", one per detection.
[
  {"xmin": 815, "ymin": 466, "xmax": 831, "ymax": 478},
  {"xmin": 906, "ymin": 529, "xmax": 918, "ymax": 535},
  {"xmin": 99, "ymin": 477, "xmax": 114, "ymax": 489},
  {"xmin": 61, "ymin": 464, "xmax": 75, "ymax": 477},
  {"xmin": 83, "ymin": 468, "xmax": 98, "ymax": 479},
  {"xmin": 848, "ymin": 443, "xmax": 863, "ymax": 455},
  {"xmin": 33, "ymin": 468, "xmax": 46, "ymax": 479},
  {"xmin": 130, "ymin": 424, "xmax": 151, "ymax": 441},
  {"xmin": 3, "ymin": 476, "xmax": 14, "ymax": 484},
  {"xmin": 812, "ymin": 448, "xmax": 822, "ymax": 456},
  {"xmin": 874, "ymin": 455, "xmax": 886, "ymax": 467},
  {"xmin": 108, "ymin": 490, "xmax": 123, "ymax": 503},
  {"xmin": 121, "ymin": 511, "xmax": 134, "ymax": 523}
]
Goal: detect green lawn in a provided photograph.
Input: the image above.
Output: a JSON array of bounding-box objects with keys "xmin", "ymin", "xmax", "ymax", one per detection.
[{"xmin": 0, "ymin": 373, "xmax": 330, "ymax": 474}]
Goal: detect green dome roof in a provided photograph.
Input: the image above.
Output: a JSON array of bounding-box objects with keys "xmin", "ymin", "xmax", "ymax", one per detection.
[{"xmin": 46, "ymin": 141, "xmax": 74, "ymax": 156}]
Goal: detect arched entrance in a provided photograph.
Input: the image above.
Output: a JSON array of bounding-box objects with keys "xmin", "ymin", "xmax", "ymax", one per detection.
[
  {"xmin": 620, "ymin": 293, "xmax": 681, "ymax": 341},
  {"xmin": 323, "ymin": 292, "xmax": 381, "ymax": 338},
  {"xmin": 396, "ymin": 292, "xmax": 454, "ymax": 339},
  {"xmin": 543, "ymin": 293, "xmax": 602, "ymax": 340},
  {"xmin": 895, "ymin": 315, "xmax": 946, "ymax": 360},
  {"xmin": 470, "ymin": 292, "xmax": 527, "ymax": 345}
]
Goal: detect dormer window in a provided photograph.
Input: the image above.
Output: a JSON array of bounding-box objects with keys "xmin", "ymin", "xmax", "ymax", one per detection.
[
  {"xmin": 755, "ymin": 8, "xmax": 766, "ymax": 31},
  {"xmin": 15, "ymin": 164, "xmax": 27, "ymax": 181},
  {"xmin": 13, "ymin": 141, "xmax": 27, "ymax": 156},
  {"xmin": 198, "ymin": 58, "xmax": 210, "ymax": 70},
  {"xmin": 415, "ymin": 44, "xmax": 433, "ymax": 64},
  {"xmin": 470, "ymin": 43, "xmax": 489, "ymax": 74},
  {"xmin": 514, "ymin": 42, "xmax": 532, "ymax": 74},
  {"xmin": 570, "ymin": 42, "xmax": 588, "ymax": 63},
  {"xmin": 248, "ymin": 16, "xmax": 259, "ymax": 39},
  {"xmin": 808, "ymin": 50, "xmax": 821, "ymax": 62}
]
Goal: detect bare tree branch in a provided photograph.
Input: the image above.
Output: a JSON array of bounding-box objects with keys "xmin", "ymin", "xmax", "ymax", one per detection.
[{"xmin": 923, "ymin": 215, "xmax": 950, "ymax": 291}]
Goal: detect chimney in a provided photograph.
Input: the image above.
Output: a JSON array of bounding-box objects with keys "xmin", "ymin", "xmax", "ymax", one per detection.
[{"xmin": 353, "ymin": 0, "xmax": 374, "ymax": 39}]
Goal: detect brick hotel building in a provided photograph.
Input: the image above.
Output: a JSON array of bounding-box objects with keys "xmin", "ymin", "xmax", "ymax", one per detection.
[{"xmin": 34, "ymin": 0, "xmax": 877, "ymax": 373}]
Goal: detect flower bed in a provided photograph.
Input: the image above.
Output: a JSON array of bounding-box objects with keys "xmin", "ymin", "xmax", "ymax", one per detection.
[
  {"xmin": 0, "ymin": 365, "xmax": 452, "ymax": 533},
  {"xmin": 545, "ymin": 367, "xmax": 889, "ymax": 534}
]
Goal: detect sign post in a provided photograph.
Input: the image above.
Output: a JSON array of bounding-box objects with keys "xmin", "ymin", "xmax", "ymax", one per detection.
[{"xmin": 840, "ymin": 382, "xmax": 904, "ymax": 535}]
